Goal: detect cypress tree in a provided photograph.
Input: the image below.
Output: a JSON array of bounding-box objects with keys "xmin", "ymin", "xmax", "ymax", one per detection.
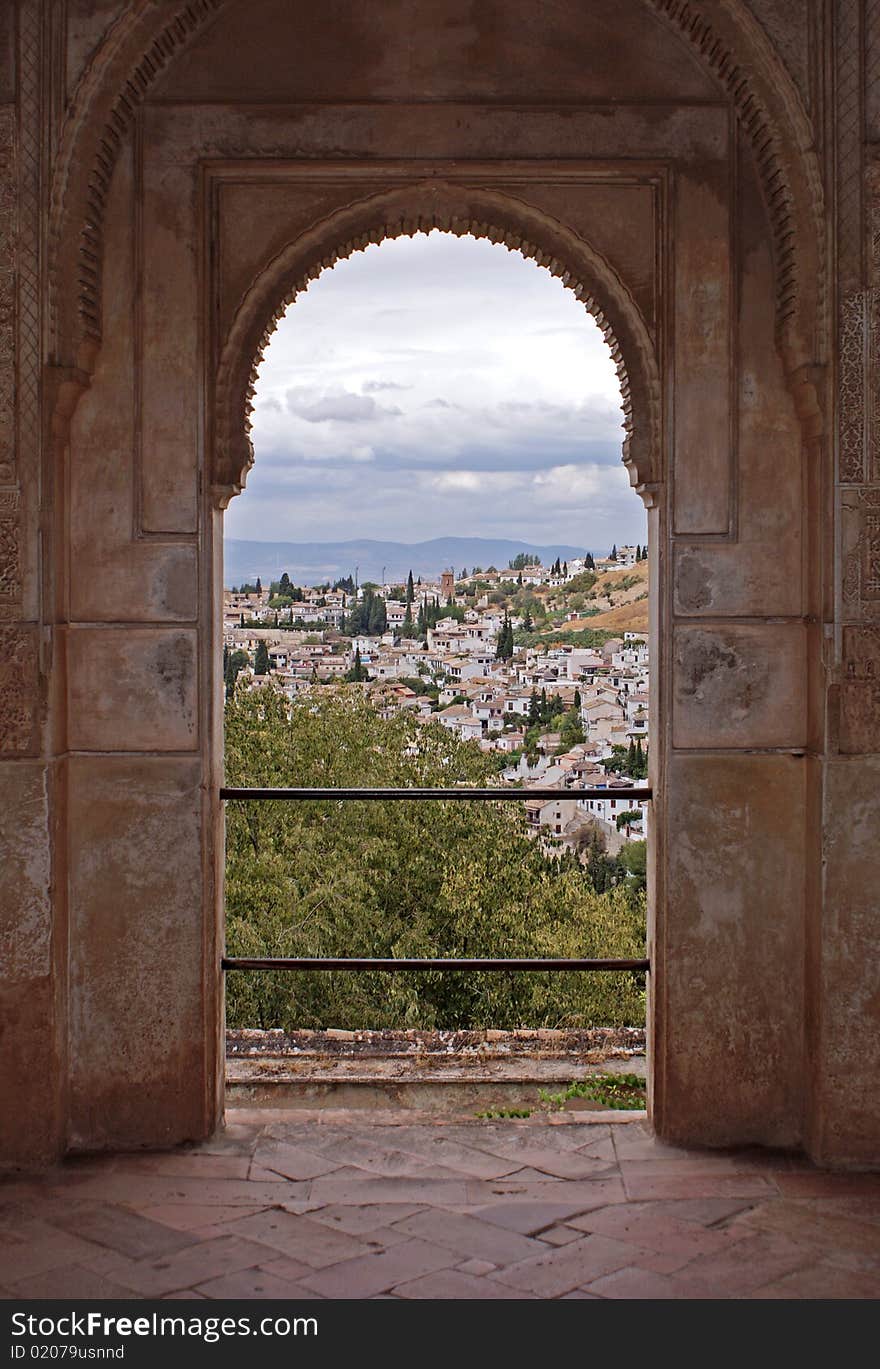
[
  {"xmin": 254, "ymin": 641, "xmax": 270, "ymax": 675},
  {"xmin": 609, "ymin": 544, "xmax": 618, "ymax": 561},
  {"xmin": 528, "ymin": 689, "xmax": 541, "ymax": 726},
  {"xmin": 406, "ymin": 570, "xmax": 414, "ymax": 608},
  {"xmin": 574, "ymin": 687, "xmax": 582, "ymax": 710}
]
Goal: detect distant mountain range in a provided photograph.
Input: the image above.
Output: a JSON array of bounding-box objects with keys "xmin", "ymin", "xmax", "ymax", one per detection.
[{"xmin": 224, "ymin": 537, "xmax": 593, "ymax": 588}]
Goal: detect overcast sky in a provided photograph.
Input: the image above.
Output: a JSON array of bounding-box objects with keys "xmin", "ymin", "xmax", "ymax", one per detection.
[{"xmin": 224, "ymin": 230, "xmax": 646, "ymax": 549}]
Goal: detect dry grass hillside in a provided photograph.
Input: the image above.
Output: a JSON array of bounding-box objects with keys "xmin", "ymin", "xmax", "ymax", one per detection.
[{"xmin": 567, "ymin": 560, "xmax": 649, "ymax": 632}]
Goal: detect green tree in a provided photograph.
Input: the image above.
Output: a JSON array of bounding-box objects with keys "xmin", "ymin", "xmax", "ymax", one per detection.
[
  {"xmin": 346, "ymin": 647, "xmax": 367, "ymax": 682},
  {"xmin": 224, "ymin": 648, "xmax": 250, "ymax": 698},
  {"xmin": 558, "ymin": 708, "xmax": 585, "ymax": 750},
  {"xmin": 254, "ymin": 641, "xmax": 271, "ymax": 675},
  {"xmin": 224, "ymin": 687, "xmax": 646, "ymax": 1031},
  {"xmin": 495, "ymin": 613, "xmax": 514, "ymax": 660},
  {"xmin": 620, "ymin": 839, "xmax": 647, "ymax": 891}
]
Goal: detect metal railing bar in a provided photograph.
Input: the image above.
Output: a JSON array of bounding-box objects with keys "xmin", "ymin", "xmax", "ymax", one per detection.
[
  {"xmin": 220, "ymin": 786, "xmax": 652, "ymax": 802},
  {"xmin": 222, "ymin": 957, "xmax": 650, "ymax": 972}
]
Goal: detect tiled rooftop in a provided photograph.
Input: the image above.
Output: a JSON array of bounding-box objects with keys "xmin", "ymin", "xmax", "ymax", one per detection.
[{"xmin": 1, "ymin": 1109, "xmax": 878, "ymax": 1300}]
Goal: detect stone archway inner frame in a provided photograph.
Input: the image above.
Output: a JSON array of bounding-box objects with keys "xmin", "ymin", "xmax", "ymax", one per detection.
[
  {"xmin": 207, "ymin": 164, "xmax": 668, "ymax": 1120},
  {"xmin": 210, "ymin": 170, "xmax": 665, "ymax": 508},
  {"xmin": 35, "ymin": 4, "xmax": 834, "ymax": 1162}
]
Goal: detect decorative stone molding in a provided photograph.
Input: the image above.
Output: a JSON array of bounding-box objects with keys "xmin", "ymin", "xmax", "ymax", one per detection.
[
  {"xmin": 0, "ymin": 106, "xmax": 14, "ymax": 489},
  {"xmin": 840, "ymin": 625, "xmax": 880, "ymax": 754},
  {"xmin": 653, "ymin": 0, "xmax": 825, "ymax": 357},
  {"xmin": 836, "ymin": 2, "xmax": 876, "ymax": 487},
  {"xmin": 0, "ymin": 101, "xmax": 20, "ymax": 632},
  {"xmin": 210, "ymin": 183, "xmax": 662, "ymax": 513},
  {"xmin": 47, "ymin": 0, "xmax": 824, "ymax": 374},
  {"xmin": 48, "ymin": 0, "xmax": 226, "ymax": 359},
  {"xmin": 0, "ymin": 623, "xmax": 38, "ymax": 755},
  {"xmin": 842, "ymin": 488, "xmax": 880, "ymax": 614},
  {"xmin": 0, "ymin": 486, "xmax": 21, "ymax": 616}
]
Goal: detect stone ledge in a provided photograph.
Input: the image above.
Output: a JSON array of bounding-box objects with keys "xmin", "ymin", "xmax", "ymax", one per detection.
[{"xmin": 227, "ymin": 1026, "xmax": 646, "ymax": 1060}]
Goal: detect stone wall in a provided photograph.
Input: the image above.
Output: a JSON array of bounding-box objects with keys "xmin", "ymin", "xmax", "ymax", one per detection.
[{"xmin": 0, "ymin": 0, "xmax": 877, "ymax": 1168}]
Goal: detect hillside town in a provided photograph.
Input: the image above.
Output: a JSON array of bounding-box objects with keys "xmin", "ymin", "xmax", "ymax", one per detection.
[{"xmin": 223, "ymin": 545, "xmax": 650, "ymax": 857}]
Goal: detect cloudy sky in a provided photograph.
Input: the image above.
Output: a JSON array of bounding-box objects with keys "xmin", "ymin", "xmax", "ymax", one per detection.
[{"xmin": 225, "ymin": 230, "xmax": 646, "ymax": 549}]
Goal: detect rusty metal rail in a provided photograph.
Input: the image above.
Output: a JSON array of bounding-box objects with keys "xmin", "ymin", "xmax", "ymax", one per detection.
[
  {"xmin": 221, "ymin": 786, "xmax": 651, "ymax": 802},
  {"xmin": 223, "ymin": 957, "xmax": 650, "ymax": 972},
  {"xmin": 220, "ymin": 784, "xmax": 652, "ymax": 975}
]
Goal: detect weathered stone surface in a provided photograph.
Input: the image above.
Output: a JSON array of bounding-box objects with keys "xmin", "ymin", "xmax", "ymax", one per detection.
[
  {"xmin": 674, "ymin": 544, "xmax": 800, "ymax": 619},
  {"xmin": 153, "ymin": 0, "xmax": 719, "ymax": 105},
  {"xmin": 673, "ymin": 624, "xmax": 806, "ymax": 749},
  {"xmin": 67, "ymin": 628, "xmax": 198, "ymax": 752},
  {"xmin": 0, "ymin": 977, "xmax": 60, "ymax": 1166},
  {"xmin": 672, "ymin": 167, "xmax": 732, "ymax": 535},
  {"xmin": 657, "ymin": 754, "xmax": 806, "ymax": 1149},
  {"xmin": 67, "ymin": 757, "xmax": 208, "ymax": 1149},
  {"xmin": 815, "ymin": 759, "xmax": 880, "ymax": 1165}
]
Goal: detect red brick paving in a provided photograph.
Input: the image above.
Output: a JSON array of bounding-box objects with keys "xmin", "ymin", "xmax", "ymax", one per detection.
[{"xmin": 0, "ymin": 1110, "xmax": 877, "ymax": 1300}]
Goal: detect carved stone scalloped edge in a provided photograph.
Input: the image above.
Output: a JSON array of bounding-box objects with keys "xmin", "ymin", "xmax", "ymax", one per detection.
[
  {"xmin": 47, "ymin": 0, "xmax": 824, "ymax": 371},
  {"xmin": 210, "ymin": 183, "xmax": 663, "ymax": 514},
  {"xmin": 48, "ymin": 0, "xmax": 226, "ymax": 358},
  {"xmin": 654, "ymin": 0, "xmax": 825, "ymax": 362}
]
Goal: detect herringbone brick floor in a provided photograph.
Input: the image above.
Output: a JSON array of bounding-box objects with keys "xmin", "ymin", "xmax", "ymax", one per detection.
[{"xmin": 1, "ymin": 1109, "xmax": 878, "ymax": 1299}]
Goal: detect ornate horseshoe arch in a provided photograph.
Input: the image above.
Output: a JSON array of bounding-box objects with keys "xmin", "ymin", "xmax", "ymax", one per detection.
[
  {"xmin": 211, "ymin": 183, "xmax": 663, "ymax": 513},
  {"xmin": 48, "ymin": 0, "xmax": 825, "ymax": 385}
]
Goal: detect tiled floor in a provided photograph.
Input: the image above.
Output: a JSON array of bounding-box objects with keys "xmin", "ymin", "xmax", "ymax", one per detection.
[{"xmin": 1, "ymin": 1108, "xmax": 878, "ymax": 1300}]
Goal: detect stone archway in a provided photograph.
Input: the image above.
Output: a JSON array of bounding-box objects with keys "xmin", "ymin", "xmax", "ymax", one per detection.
[
  {"xmin": 211, "ymin": 184, "xmax": 663, "ymax": 508},
  {"xmin": 212, "ymin": 194, "xmax": 663, "ymax": 1100},
  {"xmin": 12, "ymin": 0, "xmax": 876, "ymax": 1172}
]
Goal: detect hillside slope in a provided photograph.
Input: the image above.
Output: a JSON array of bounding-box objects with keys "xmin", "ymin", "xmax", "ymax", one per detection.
[{"xmin": 567, "ymin": 561, "xmax": 649, "ymax": 632}]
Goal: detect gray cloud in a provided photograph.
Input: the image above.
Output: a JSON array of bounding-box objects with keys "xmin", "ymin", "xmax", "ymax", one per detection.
[
  {"xmin": 229, "ymin": 231, "xmax": 647, "ymax": 547},
  {"xmin": 285, "ymin": 387, "xmax": 402, "ymax": 424}
]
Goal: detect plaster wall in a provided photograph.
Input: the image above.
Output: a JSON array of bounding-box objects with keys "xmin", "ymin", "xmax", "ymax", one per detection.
[{"xmin": 0, "ymin": 0, "xmax": 877, "ymax": 1169}]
